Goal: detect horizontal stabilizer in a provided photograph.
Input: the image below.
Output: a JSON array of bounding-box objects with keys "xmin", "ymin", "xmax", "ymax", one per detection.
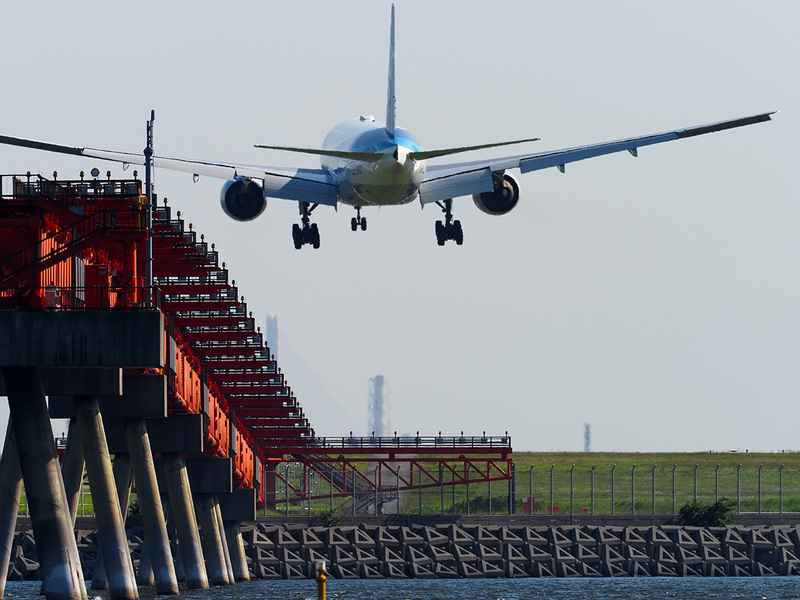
[
  {"xmin": 410, "ymin": 137, "xmax": 539, "ymax": 161},
  {"xmin": 254, "ymin": 144, "xmax": 382, "ymax": 162}
]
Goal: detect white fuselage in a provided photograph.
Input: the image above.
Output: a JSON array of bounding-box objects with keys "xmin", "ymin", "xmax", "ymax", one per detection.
[{"xmin": 320, "ymin": 117, "xmax": 425, "ymax": 207}]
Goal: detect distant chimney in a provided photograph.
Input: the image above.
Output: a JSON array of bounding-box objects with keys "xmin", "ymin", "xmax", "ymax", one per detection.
[{"xmin": 368, "ymin": 375, "xmax": 389, "ymax": 437}]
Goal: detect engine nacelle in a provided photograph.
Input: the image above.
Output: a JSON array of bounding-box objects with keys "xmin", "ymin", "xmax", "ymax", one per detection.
[
  {"xmin": 472, "ymin": 173, "xmax": 520, "ymax": 216},
  {"xmin": 220, "ymin": 178, "xmax": 266, "ymax": 221}
]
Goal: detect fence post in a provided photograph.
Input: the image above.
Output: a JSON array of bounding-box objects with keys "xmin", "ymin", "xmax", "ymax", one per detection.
[
  {"xmin": 611, "ymin": 464, "xmax": 616, "ymax": 515},
  {"xmin": 331, "ymin": 468, "xmax": 335, "ymax": 510},
  {"xmin": 591, "ymin": 465, "xmax": 595, "ymax": 515},
  {"xmin": 509, "ymin": 462, "xmax": 516, "ymax": 515},
  {"xmin": 466, "ymin": 481, "xmax": 470, "ymax": 516},
  {"xmin": 672, "ymin": 465, "xmax": 676, "ymax": 514},
  {"xmin": 452, "ymin": 469, "xmax": 456, "ymax": 515},
  {"xmin": 780, "ymin": 464, "xmax": 784, "ymax": 513},
  {"xmin": 397, "ymin": 468, "xmax": 401, "ymax": 515},
  {"xmin": 529, "ymin": 465, "xmax": 534, "ymax": 515},
  {"xmin": 489, "ymin": 477, "xmax": 492, "ymax": 516},
  {"xmin": 631, "ymin": 464, "xmax": 636, "ymax": 514},
  {"xmin": 693, "ymin": 464, "xmax": 698, "ymax": 501},
  {"xmin": 418, "ymin": 468, "xmax": 422, "ymax": 515},
  {"xmin": 652, "ymin": 464, "xmax": 656, "ymax": 515},
  {"xmin": 737, "ymin": 464, "xmax": 741, "ymax": 513},
  {"xmin": 549, "ymin": 465, "xmax": 554, "ymax": 515},
  {"xmin": 758, "ymin": 464, "xmax": 763, "ymax": 513},
  {"xmin": 439, "ymin": 463, "xmax": 444, "ymax": 516},
  {"xmin": 285, "ymin": 463, "xmax": 290, "ymax": 516},
  {"xmin": 352, "ymin": 468, "xmax": 357, "ymax": 516},
  {"xmin": 374, "ymin": 466, "xmax": 379, "ymax": 516},
  {"xmin": 715, "ymin": 464, "xmax": 719, "ymax": 501},
  {"xmin": 570, "ymin": 464, "xmax": 575, "ymax": 515}
]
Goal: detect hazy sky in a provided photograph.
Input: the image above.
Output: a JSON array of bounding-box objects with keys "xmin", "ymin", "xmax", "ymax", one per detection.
[{"xmin": 1, "ymin": 1, "xmax": 796, "ymax": 452}]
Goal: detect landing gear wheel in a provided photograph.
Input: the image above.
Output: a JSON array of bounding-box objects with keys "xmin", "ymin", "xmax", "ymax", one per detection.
[
  {"xmin": 352, "ymin": 207, "xmax": 367, "ymax": 232},
  {"xmin": 435, "ymin": 220, "xmax": 446, "ymax": 246},
  {"xmin": 292, "ymin": 223, "xmax": 303, "ymax": 250},
  {"xmin": 434, "ymin": 199, "xmax": 465, "ymax": 246},
  {"xmin": 310, "ymin": 223, "xmax": 321, "ymax": 249},
  {"xmin": 293, "ymin": 202, "xmax": 321, "ymax": 249}
]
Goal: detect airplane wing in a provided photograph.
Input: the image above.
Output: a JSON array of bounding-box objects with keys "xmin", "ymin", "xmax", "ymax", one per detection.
[
  {"xmin": 0, "ymin": 135, "xmax": 340, "ymax": 207},
  {"xmin": 418, "ymin": 112, "xmax": 776, "ymax": 205}
]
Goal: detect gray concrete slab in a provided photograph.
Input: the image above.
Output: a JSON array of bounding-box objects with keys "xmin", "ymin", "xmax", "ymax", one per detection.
[
  {"xmin": 49, "ymin": 374, "xmax": 166, "ymax": 419},
  {"xmin": 0, "ymin": 368, "xmax": 122, "ymax": 397},
  {"xmin": 105, "ymin": 414, "xmax": 203, "ymax": 454},
  {"xmin": 0, "ymin": 311, "xmax": 164, "ymax": 368}
]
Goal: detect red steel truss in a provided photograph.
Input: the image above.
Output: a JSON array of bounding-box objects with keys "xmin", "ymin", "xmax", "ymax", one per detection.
[{"xmin": 0, "ymin": 171, "xmax": 513, "ymax": 509}]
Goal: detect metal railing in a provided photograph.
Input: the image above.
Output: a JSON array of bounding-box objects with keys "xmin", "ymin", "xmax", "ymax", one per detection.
[{"xmin": 309, "ymin": 434, "xmax": 512, "ymax": 450}]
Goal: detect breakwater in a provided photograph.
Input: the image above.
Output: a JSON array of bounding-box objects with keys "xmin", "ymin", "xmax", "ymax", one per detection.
[{"xmin": 7, "ymin": 518, "xmax": 800, "ymax": 580}]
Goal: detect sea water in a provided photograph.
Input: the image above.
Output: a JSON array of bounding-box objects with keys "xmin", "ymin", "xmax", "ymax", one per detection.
[{"xmin": 5, "ymin": 578, "xmax": 800, "ymax": 600}]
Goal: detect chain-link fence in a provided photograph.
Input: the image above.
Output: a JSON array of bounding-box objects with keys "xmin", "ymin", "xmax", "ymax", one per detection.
[
  {"xmin": 516, "ymin": 464, "xmax": 800, "ymax": 515},
  {"xmin": 264, "ymin": 462, "xmax": 800, "ymax": 516}
]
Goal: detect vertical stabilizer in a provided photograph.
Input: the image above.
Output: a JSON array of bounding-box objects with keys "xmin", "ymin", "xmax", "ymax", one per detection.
[{"xmin": 385, "ymin": 4, "xmax": 396, "ymax": 137}]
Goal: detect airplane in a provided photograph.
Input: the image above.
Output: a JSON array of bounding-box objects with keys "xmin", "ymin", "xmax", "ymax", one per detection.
[{"xmin": 0, "ymin": 5, "xmax": 775, "ymax": 249}]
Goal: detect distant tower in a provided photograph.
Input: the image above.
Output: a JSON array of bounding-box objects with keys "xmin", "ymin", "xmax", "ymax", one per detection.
[
  {"xmin": 368, "ymin": 375, "xmax": 389, "ymax": 437},
  {"xmin": 584, "ymin": 423, "xmax": 592, "ymax": 452},
  {"xmin": 266, "ymin": 316, "xmax": 279, "ymax": 361}
]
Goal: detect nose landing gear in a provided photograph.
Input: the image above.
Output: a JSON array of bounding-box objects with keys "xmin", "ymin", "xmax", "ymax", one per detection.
[
  {"xmin": 292, "ymin": 202, "xmax": 321, "ymax": 249},
  {"xmin": 434, "ymin": 199, "xmax": 463, "ymax": 246},
  {"xmin": 350, "ymin": 207, "xmax": 367, "ymax": 232}
]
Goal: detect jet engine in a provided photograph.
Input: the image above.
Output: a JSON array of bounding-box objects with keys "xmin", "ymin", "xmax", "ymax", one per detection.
[
  {"xmin": 220, "ymin": 178, "xmax": 266, "ymax": 221},
  {"xmin": 472, "ymin": 173, "xmax": 520, "ymax": 216}
]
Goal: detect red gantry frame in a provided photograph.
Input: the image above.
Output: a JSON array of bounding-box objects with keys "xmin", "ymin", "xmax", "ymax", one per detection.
[{"xmin": 0, "ymin": 172, "xmax": 512, "ymax": 510}]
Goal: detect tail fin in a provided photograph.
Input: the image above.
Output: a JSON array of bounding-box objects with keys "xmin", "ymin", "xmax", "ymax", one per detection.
[{"xmin": 385, "ymin": 4, "xmax": 396, "ymax": 137}]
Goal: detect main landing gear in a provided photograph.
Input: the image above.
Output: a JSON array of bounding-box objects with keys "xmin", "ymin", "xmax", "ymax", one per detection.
[
  {"xmin": 350, "ymin": 207, "xmax": 367, "ymax": 231},
  {"xmin": 434, "ymin": 199, "xmax": 463, "ymax": 246},
  {"xmin": 292, "ymin": 202, "xmax": 320, "ymax": 249}
]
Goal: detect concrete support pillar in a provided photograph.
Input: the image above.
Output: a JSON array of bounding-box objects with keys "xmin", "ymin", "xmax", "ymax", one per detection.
[
  {"xmin": 162, "ymin": 452, "xmax": 208, "ymax": 589},
  {"xmin": 60, "ymin": 419, "xmax": 84, "ymax": 526},
  {"xmin": 224, "ymin": 521, "xmax": 250, "ymax": 582},
  {"xmin": 0, "ymin": 421, "xmax": 23, "ymax": 599},
  {"xmin": 74, "ymin": 394, "xmax": 138, "ymax": 600},
  {"xmin": 91, "ymin": 546, "xmax": 108, "ymax": 591},
  {"xmin": 3, "ymin": 367, "xmax": 86, "ymax": 600},
  {"xmin": 213, "ymin": 498, "xmax": 235, "ymax": 584},
  {"xmin": 92, "ymin": 452, "xmax": 133, "ymax": 591},
  {"xmin": 112, "ymin": 453, "xmax": 132, "ymax": 518},
  {"xmin": 136, "ymin": 544, "xmax": 154, "ymax": 587},
  {"xmin": 195, "ymin": 493, "xmax": 231, "ymax": 586},
  {"xmin": 124, "ymin": 418, "xmax": 178, "ymax": 595}
]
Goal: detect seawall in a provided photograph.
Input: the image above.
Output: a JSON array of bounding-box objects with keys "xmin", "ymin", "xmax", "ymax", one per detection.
[{"xmin": 7, "ymin": 514, "xmax": 800, "ymax": 580}]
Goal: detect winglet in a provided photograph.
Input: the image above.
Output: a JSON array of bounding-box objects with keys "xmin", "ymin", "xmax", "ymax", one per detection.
[{"xmin": 385, "ymin": 4, "xmax": 396, "ymax": 138}]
